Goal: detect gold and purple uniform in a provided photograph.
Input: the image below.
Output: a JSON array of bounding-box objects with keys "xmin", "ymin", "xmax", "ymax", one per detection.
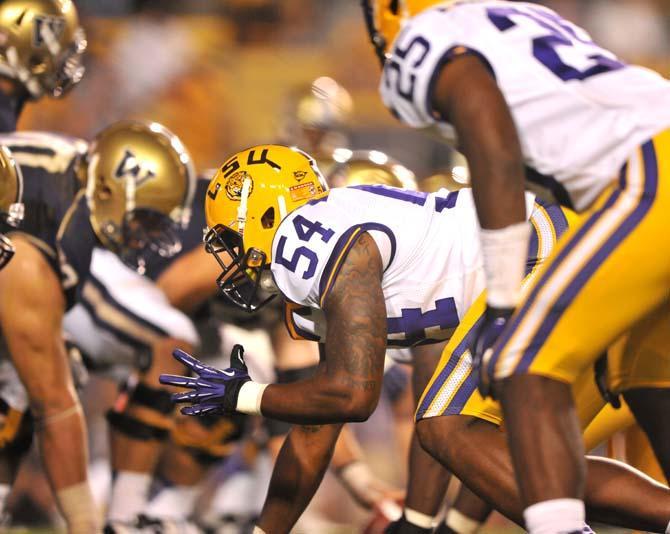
[{"xmin": 381, "ymin": 1, "xmax": 670, "ymax": 395}]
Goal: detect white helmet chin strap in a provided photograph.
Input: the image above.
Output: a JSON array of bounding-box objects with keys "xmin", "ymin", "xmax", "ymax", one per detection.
[{"xmin": 237, "ymin": 177, "xmax": 252, "ymax": 234}]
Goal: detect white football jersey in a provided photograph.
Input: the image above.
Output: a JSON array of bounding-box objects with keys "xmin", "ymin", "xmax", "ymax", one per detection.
[
  {"xmin": 271, "ymin": 185, "xmax": 554, "ymax": 357},
  {"xmin": 380, "ymin": 1, "xmax": 670, "ymax": 211}
]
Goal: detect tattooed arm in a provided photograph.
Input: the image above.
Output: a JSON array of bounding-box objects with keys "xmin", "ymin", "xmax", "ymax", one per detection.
[
  {"xmin": 259, "ymin": 231, "xmax": 387, "ymax": 425},
  {"xmin": 256, "ymin": 232, "xmax": 386, "ymax": 533}
]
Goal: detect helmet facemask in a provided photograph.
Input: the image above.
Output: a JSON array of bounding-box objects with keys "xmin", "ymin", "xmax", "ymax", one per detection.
[
  {"xmin": 117, "ymin": 208, "xmax": 182, "ymax": 274},
  {"xmin": 47, "ymin": 27, "xmax": 87, "ymax": 97},
  {"xmin": 204, "ymin": 224, "xmax": 277, "ymax": 313}
]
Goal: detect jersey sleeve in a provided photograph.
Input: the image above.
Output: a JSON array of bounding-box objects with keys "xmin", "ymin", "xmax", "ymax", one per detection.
[
  {"xmin": 271, "ymin": 200, "xmax": 369, "ymax": 310},
  {"xmin": 380, "ymin": 5, "xmax": 494, "ymax": 129},
  {"xmin": 56, "ymin": 192, "xmax": 98, "ymax": 310}
]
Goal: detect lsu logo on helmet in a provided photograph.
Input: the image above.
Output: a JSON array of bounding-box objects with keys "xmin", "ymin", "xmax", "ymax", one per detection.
[{"xmin": 225, "ymin": 171, "xmax": 254, "ymax": 201}]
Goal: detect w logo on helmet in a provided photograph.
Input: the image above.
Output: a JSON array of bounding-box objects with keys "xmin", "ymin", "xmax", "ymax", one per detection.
[
  {"xmin": 33, "ymin": 15, "xmax": 66, "ymax": 48},
  {"xmin": 114, "ymin": 149, "xmax": 156, "ymax": 187}
]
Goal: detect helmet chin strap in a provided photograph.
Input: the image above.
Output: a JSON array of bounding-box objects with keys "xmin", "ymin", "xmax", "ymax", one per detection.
[
  {"xmin": 259, "ymin": 270, "xmax": 279, "ymax": 294},
  {"xmin": 237, "ymin": 177, "xmax": 252, "ymax": 234}
]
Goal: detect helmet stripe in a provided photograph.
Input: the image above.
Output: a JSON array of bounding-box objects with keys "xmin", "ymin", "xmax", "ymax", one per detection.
[{"xmin": 236, "ymin": 176, "xmax": 252, "ymax": 234}]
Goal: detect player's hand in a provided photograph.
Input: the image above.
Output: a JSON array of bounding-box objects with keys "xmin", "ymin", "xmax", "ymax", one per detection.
[
  {"xmin": 472, "ymin": 306, "xmax": 513, "ymax": 398},
  {"xmin": 159, "ymin": 344, "xmax": 250, "ymax": 416}
]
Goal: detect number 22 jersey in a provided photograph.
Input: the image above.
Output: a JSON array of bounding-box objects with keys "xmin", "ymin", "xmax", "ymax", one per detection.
[
  {"xmin": 271, "ymin": 185, "xmax": 564, "ymax": 355},
  {"xmin": 380, "ymin": 0, "xmax": 670, "ymax": 211}
]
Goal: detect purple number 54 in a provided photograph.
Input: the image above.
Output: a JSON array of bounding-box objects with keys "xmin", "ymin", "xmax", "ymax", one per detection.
[
  {"xmin": 487, "ymin": 6, "xmax": 625, "ymax": 82},
  {"xmin": 275, "ymin": 215, "xmax": 334, "ymax": 280}
]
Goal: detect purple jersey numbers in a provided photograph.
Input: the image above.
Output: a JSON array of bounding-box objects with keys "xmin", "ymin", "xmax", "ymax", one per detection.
[
  {"xmin": 487, "ymin": 5, "xmax": 624, "ymax": 82},
  {"xmin": 352, "ymin": 185, "xmax": 459, "ymax": 213},
  {"xmin": 388, "ymin": 297, "xmax": 459, "ymax": 347},
  {"xmin": 384, "ymin": 35, "xmax": 432, "ymax": 103},
  {"xmin": 275, "ymin": 215, "xmax": 334, "ymax": 280},
  {"xmin": 293, "ymin": 214, "xmax": 335, "ymax": 242},
  {"xmin": 352, "ymin": 184, "xmax": 429, "ymax": 205}
]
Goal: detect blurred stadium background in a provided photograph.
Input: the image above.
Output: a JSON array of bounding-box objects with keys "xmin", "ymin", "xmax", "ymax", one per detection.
[{"xmin": 8, "ymin": 0, "xmax": 670, "ymax": 532}]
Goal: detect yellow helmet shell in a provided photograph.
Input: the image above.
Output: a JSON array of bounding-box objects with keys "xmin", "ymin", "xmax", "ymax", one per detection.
[
  {"xmin": 85, "ymin": 120, "xmax": 196, "ymax": 254},
  {"xmin": 205, "ymin": 144, "xmax": 327, "ymax": 263}
]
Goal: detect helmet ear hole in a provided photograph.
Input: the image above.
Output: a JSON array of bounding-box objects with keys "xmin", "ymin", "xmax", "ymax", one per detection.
[{"xmin": 261, "ymin": 206, "xmax": 275, "ymax": 229}]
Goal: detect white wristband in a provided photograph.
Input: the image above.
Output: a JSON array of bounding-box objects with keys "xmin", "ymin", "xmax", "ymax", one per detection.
[
  {"xmin": 445, "ymin": 509, "xmax": 482, "ymax": 533},
  {"xmin": 480, "ymin": 221, "xmax": 531, "ymax": 308},
  {"xmin": 404, "ymin": 507, "xmax": 435, "ymax": 529},
  {"xmin": 252, "ymin": 527, "xmax": 267, "ymax": 534},
  {"xmin": 237, "ymin": 381, "xmax": 268, "ymax": 415}
]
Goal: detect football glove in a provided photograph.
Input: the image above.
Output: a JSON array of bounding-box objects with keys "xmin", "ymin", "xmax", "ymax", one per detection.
[
  {"xmin": 472, "ymin": 306, "xmax": 513, "ymax": 399},
  {"xmin": 159, "ymin": 344, "xmax": 250, "ymax": 416}
]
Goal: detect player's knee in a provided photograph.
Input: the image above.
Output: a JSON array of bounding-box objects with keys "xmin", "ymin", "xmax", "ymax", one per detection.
[
  {"xmin": 416, "ymin": 416, "xmax": 470, "ymax": 462},
  {"xmin": 28, "ymin": 386, "xmax": 78, "ymax": 420},
  {"xmin": 107, "ymin": 381, "xmax": 175, "ymax": 441},
  {"xmin": 416, "ymin": 418, "xmax": 443, "ymax": 456}
]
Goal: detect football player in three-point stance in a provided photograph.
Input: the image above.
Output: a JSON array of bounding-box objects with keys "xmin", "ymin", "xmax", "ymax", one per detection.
[
  {"xmin": 161, "ymin": 144, "xmax": 670, "ymax": 534},
  {"xmin": 365, "ymin": 1, "xmax": 670, "ymax": 532},
  {"xmin": 0, "ymin": 121, "xmax": 195, "ymax": 533}
]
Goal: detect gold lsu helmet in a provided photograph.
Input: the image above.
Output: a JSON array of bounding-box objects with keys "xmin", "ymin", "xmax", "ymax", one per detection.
[
  {"xmin": 362, "ymin": 0, "xmax": 457, "ymax": 64},
  {"xmin": 0, "ymin": 0, "xmax": 86, "ymax": 98},
  {"xmin": 84, "ymin": 120, "xmax": 196, "ymax": 272},
  {"xmin": 0, "ymin": 145, "xmax": 23, "ymax": 269},
  {"xmin": 327, "ymin": 149, "xmax": 417, "ymax": 189},
  {"xmin": 204, "ymin": 144, "xmax": 327, "ymax": 312}
]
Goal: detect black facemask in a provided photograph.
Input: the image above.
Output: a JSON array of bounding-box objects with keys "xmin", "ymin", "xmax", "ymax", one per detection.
[
  {"xmin": 204, "ymin": 224, "xmax": 276, "ymax": 313},
  {"xmin": 118, "ymin": 208, "xmax": 182, "ymax": 274}
]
